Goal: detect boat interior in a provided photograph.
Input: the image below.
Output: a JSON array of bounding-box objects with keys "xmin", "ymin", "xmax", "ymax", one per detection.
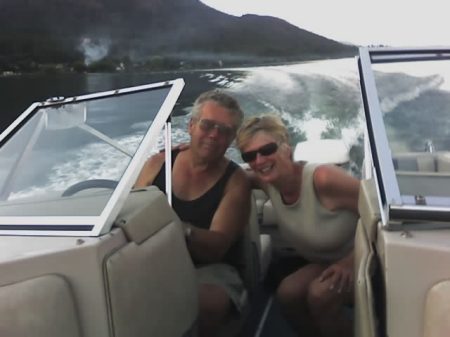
[
  {"xmin": 355, "ymin": 47, "xmax": 450, "ymax": 337},
  {"xmin": 0, "ymin": 78, "xmax": 286, "ymax": 337},
  {"xmin": 2, "ymin": 47, "xmax": 450, "ymax": 337},
  {"xmin": 394, "ymin": 150, "xmax": 450, "ymax": 190}
]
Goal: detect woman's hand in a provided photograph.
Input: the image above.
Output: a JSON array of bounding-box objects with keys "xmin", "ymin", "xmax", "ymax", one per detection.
[
  {"xmin": 319, "ymin": 254, "xmax": 354, "ymax": 293},
  {"xmin": 158, "ymin": 142, "xmax": 190, "ymax": 153}
]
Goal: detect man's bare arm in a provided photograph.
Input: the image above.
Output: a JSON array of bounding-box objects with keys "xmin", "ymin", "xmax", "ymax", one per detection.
[
  {"xmin": 186, "ymin": 167, "xmax": 252, "ymax": 263},
  {"xmin": 134, "ymin": 152, "xmax": 165, "ymax": 188},
  {"xmin": 241, "ymin": 164, "xmax": 264, "ymax": 190}
]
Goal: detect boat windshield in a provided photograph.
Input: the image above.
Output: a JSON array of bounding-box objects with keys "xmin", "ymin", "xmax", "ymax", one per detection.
[
  {"xmin": 359, "ymin": 48, "xmax": 450, "ymax": 226},
  {"xmin": 0, "ymin": 79, "xmax": 184, "ymax": 236}
]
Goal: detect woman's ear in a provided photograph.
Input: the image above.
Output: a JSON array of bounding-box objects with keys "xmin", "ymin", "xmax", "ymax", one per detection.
[
  {"xmin": 280, "ymin": 143, "xmax": 294, "ymax": 161},
  {"xmin": 280, "ymin": 142, "xmax": 292, "ymax": 154}
]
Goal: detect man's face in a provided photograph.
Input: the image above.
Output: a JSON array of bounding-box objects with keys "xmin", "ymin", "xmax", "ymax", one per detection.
[{"xmin": 189, "ymin": 101, "xmax": 237, "ymax": 162}]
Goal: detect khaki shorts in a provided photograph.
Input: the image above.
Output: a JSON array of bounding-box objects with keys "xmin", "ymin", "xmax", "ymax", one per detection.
[{"xmin": 196, "ymin": 263, "xmax": 247, "ymax": 313}]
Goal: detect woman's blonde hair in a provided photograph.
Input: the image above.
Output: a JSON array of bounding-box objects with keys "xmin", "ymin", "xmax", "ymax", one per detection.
[{"xmin": 236, "ymin": 114, "xmax": 290, "ymax": 150}]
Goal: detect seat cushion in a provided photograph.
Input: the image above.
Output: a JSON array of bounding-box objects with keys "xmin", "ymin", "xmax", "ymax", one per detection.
[{"xmin": 0, "ymin": 275, "xmax": 81, "ymax": 337}]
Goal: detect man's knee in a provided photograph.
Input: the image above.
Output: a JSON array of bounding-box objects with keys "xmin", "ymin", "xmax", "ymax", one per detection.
[{"xmin": 199, "ymin": 283, "xmax": 231, "ymax": 321}]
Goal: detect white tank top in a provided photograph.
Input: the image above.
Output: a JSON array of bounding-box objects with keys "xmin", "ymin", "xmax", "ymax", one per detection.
[{"xmin": 266, "ymin": 163, "xmax": 357, "ymax": 263}]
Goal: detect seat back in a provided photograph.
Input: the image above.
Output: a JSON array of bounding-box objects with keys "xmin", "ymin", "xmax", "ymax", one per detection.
[
  {"xmin": 105, "ymin": 187, "xmax": 198, "ymax": 337},
  {"xmin": 224, "ymin": 190, "xmax": 266, "ymax": 295},
  {"xmin": 217, "ymin": 190, "xmax": 272, "ymax": 337},
  {"xmin": 393, "ymin": 152, "xmax": 436, "ymax": 172}
]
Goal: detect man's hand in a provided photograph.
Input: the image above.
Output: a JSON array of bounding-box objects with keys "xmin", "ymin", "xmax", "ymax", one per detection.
[{"xmin": 181, "ymin": 221, "xmax": 192, "ymax": 240}]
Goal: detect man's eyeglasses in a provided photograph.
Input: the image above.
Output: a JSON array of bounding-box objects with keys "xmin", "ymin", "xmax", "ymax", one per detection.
[
  {"xmin": 241, "ymin": 142, "xmax": 278, "ymax": 163},
  {"xmin": 195, "ymin": 118, "xmax": 235, "ymax": 138}
]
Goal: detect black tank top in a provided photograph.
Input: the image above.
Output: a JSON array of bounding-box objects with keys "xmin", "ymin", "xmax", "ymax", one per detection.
[{"xmin": 153, "ymin": 149, "xmax": 239, "ymax": 229}]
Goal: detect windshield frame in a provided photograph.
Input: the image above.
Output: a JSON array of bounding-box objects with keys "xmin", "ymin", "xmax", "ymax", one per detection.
[
  {"xmin": 359, "ymin": 47, "xmax": 450, "ymax": 228},
  {"xmin": 0, "ymin": 79, "xmax": 183, "ymax": 236}
]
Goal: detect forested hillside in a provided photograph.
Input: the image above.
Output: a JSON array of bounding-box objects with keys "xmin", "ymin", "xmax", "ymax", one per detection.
[{"xmin": 0, "ymin": 0, "xmax": 357, "ymax": 72}]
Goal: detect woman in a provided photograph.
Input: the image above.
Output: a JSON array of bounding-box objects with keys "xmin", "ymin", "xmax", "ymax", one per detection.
[{"xmin": 236, "ymin": 115, "xmax": 359, "ymax": 337}]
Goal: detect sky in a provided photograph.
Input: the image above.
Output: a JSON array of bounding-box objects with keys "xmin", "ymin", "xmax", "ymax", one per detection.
[{"xmin": 200, "ymin": 0, "xmax": 449, "ymax": 47}]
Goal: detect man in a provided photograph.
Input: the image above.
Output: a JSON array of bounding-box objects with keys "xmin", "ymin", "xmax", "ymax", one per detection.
[{"xmin": 135, "ymin": 89, "xmax": 251, "ymax": 337}]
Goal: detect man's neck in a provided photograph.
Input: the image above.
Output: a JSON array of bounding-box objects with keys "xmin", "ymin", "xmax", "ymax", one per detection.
[
  {"xmin": 186, "ymin": 150, "xmax": 225, "ymax": 173},
  {"xmin": 172, "ymin": 149, "xmax": 229, "ymax": 200}
]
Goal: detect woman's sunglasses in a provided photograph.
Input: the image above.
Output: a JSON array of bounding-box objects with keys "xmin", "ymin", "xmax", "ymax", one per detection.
[{"xmin": 241, "ymin": 142, "xmax": 278, "ymax": 163}]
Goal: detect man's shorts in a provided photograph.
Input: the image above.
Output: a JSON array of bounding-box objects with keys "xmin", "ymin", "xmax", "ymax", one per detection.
[{"xmin": 196, "ymin": 263, "xmax": 247, "ymax": 313}]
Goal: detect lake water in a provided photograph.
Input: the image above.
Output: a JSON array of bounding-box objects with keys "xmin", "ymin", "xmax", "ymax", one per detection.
[{"xmin": 0, "ymin": 58, "xmax": 365, "ymax": 174}]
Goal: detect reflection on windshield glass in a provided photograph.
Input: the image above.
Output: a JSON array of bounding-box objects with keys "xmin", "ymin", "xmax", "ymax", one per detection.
[
  {"xmin": 373, "ymin": 60, "xmax": 450, "ymax": 153},
  {"xmin": 373, "ymin": 60, "xmax": 450, "ymax": 202},
  {"xmin": 0, "ymin": 87, "xmax": 169, "ymax": 215}
]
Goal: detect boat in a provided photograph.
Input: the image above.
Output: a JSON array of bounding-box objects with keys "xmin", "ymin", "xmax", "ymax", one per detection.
[
  {"xmin": 355, "ymin": 46, "xmax": 450, "ymax": 337},
  {"xmin": 0, "ymin": 80, "xmax": 200, "ymax": 337},
  {"xmin": 1, "ymin": 46, "xmax": 449, "ymax": 337}
]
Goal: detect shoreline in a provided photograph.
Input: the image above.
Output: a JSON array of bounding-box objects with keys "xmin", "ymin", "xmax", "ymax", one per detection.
[{"xmin": 1, "ymin": 54, "xmax": 356, "ymax": 78}]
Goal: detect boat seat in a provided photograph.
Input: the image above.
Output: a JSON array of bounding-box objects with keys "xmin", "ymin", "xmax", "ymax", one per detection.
[
  {"xmin": 248, "ymin": 190, "xmax": 273, "ymax": 285},
  {"xmin": 110, "ymin": 186, "xmax": 272, "ymax": 337},
  {"xmin": 354, "ymin": 178, "xmax": 381, "ymax": 337},
  {"xmin": 424, "ymin": 280, "xmax": 450, "ymax": 337},
  {"xmin": 114, "ymin": 186, "xmax": 180, "ymax": 244},
  {"xmin": 218, "ymin": 190, "xmax": 273, "ymax": 337},
  {"xmin": 392, "ymin": 151, "xmax": 450, "ymax": 173},
  {"xmin": 436, "ymin": 152, "xmax": 450, "ymax": 172},
  {"xmin": 392, "ymin": 152, "xmax": 450, "ymax": 197},
  {"xmin": 262, "ymin": 199, "xmax": 278, "ymax": 226},
  {"xmin": 396, "ymin": 171, "xmax": 450, "ymax": 197},
  {"xmin": 393, "ymin": 152, "xmax": 436, "ymax": 172},
  {"xmin": 225, "ymin": 189, "xmax": 273, "ymax": 293},
  {"xmin": 106, "ymin": 186, "xmax": 198, "ymax": 337},
  {"xmin": 0, "ymin": 275, "xmax": 81, "ymax": 337}
]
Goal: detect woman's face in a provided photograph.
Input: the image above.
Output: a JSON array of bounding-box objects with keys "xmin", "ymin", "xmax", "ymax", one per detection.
[{"xmin": 240, "ymin": 131, "xmax": 290, "ymax": 183}]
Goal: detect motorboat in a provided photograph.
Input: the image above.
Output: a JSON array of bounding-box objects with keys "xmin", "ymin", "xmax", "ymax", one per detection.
[
  {"xmin": 355, "ymin": 46, "xmax": 450, "ymax": 337},
  {"xmin": 0, "ymin": 80, "xmax": 200, "ymax": 337},
  {"xmin": 0, "ymin": 78, "xmax": 275, "ymax": 337},
  {"xmin": 1, "ymin": 46, "xmax": 450, "ymax": 337}
]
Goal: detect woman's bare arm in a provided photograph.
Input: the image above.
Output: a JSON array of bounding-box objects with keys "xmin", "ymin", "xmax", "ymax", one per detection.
[{"xmin": 313, "ymin": 164, "xmax": 360, "ymax": 214}]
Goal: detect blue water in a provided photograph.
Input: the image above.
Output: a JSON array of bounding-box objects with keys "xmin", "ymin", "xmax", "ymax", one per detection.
[
  {"xmin": 4, "ymin": 57, "xmax": 446, "ymax": 179},
  {"xmin": 0, "ymin": 59, "xmax": 450, "ymax": 189}
]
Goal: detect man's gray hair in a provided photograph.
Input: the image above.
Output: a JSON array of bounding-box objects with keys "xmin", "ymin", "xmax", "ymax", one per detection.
[{"xmin": 191, "ymin": 89, "xmax": 244, "ymax": 128}]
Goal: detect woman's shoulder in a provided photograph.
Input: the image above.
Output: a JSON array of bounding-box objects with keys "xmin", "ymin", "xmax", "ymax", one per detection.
[
  {"xmin": 311, "ymin": 163, "xmax": 360, "ymax": 211},
  {"xmin": 311, "ymin": 164, "xmax": 348, "ymax": 192}
]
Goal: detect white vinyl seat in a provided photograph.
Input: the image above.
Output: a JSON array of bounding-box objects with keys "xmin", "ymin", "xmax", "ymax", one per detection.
[
  {"xmin": 218, "ymin": 190, "xmax": 273, "ymax": 337},
  {"xmin": 0, "ymin": 275, "xmax": 81, "ymax": 337},
  {"xmin": 107, "ymin": 186, "xmax": 198, "ymax": 337},
  {"xmin": 226, "ymin": 189, "xmax": 273, "ymax": 293},
  {"xmin": 248, "ymin": 190, "xmax": 273, "ymax": 286},
  {"xmin": 354, "ymin": 178, "xmax": 381, "ymax": 337}
]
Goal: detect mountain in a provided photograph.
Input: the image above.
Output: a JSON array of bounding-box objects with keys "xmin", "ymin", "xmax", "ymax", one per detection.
[{"xmin": 0, "ymin": 0, "xmax": 357, "ymax": 71}]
